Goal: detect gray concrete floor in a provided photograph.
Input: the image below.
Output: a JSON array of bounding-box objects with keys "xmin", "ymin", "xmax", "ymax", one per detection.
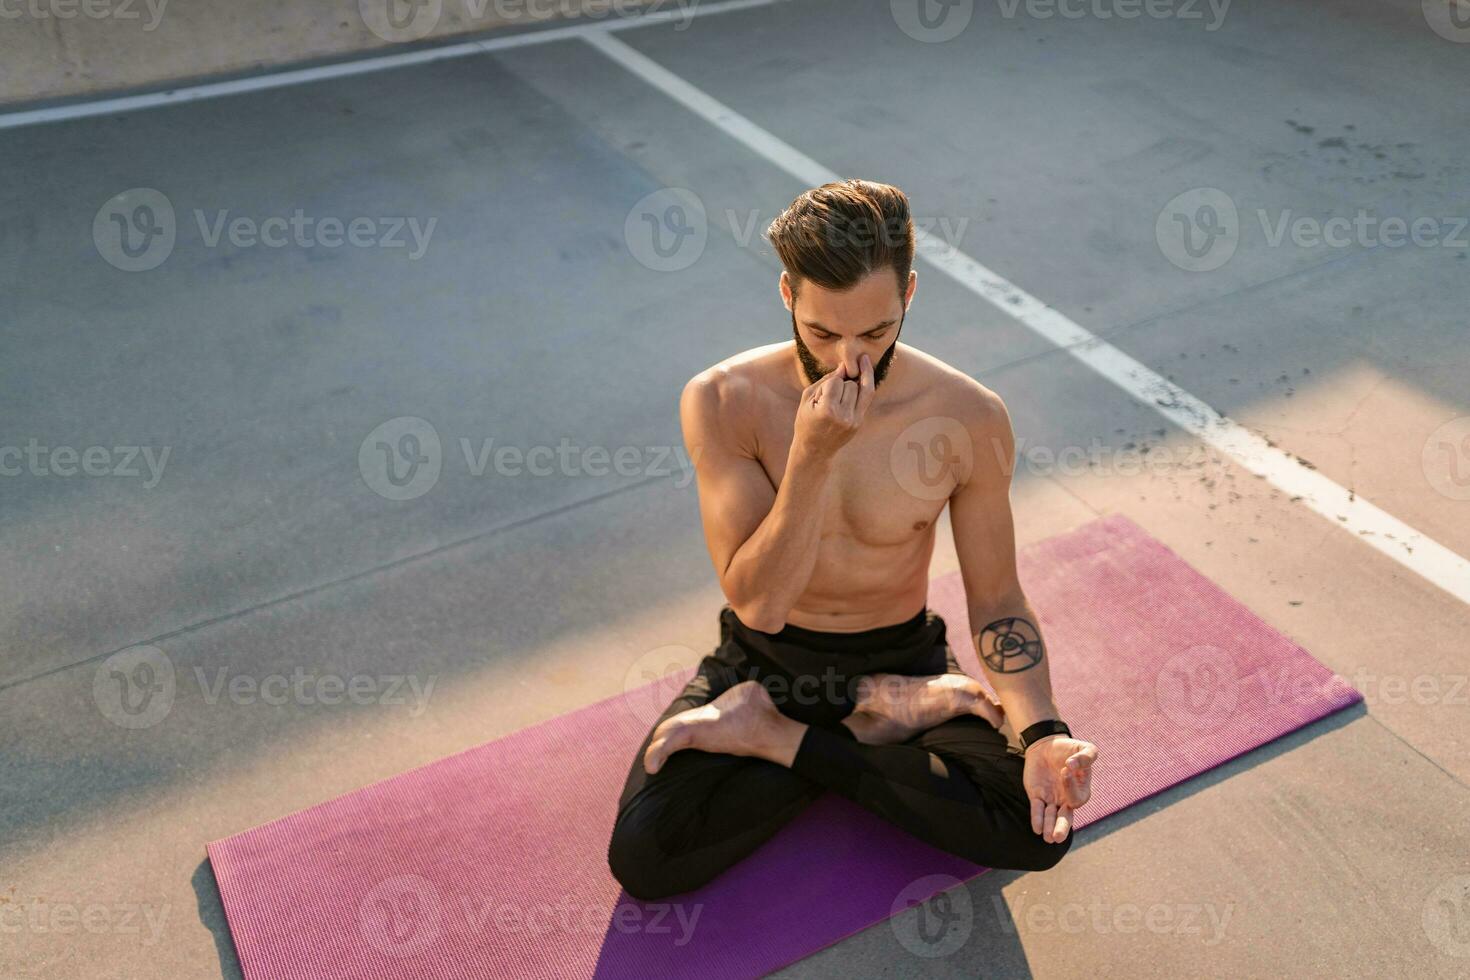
[{"xmin": 2, "ymin": 1, "xmax": 1468, "ymax": 977}]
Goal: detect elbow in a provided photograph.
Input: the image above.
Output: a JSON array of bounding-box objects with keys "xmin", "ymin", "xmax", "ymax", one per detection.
[{"xmin": 731, "ymin": 601, "xmax": 785, "ymax": 635}]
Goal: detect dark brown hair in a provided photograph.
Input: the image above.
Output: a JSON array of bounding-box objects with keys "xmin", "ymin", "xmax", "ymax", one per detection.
[{"xmin": 765, "ymin": 179, "xmax": 915, "ymax": 303}]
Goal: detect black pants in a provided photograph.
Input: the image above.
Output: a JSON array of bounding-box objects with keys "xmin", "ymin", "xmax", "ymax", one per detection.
[{"xmin": 607, "ymin": 604, "xmax": 1073, "ymax": 901}]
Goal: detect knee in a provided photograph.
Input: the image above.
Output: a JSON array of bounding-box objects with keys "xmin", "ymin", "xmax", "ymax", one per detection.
[
  {"xmin": 607, "ymin": 798, "xmax": 693, "ymax": 902},
  {"xmin": 987, "ymin": 821, "xmax": 1075, "ymax": 873}
]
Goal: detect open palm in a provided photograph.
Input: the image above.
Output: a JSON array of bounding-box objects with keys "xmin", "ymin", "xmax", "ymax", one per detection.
[{"xmin": 1022, "ymin": 735, "xmax": 1098, "ymax": 844}]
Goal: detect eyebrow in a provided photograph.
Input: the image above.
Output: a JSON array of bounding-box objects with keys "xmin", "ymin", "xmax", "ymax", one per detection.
[{"xmin": 801, "ymin": 318, "xmax": 897, "ymax": 336}]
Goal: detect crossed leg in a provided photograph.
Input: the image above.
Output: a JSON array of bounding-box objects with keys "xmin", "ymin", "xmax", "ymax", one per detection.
[
  {"xmin": 608, "ymin": 655, "xmax": 826, "ymax": 901},
  {"xmin": 607, "ymin": 649, "xmax": 1073, "ymax": 901}
]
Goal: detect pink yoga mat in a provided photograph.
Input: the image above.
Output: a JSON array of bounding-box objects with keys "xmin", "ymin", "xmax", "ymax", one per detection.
[{"xmin": 207, "ymin": 513, "xmax": 1361, "ymax": 979}]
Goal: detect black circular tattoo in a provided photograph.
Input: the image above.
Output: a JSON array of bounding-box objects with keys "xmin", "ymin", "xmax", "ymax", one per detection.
[{"xmin": 979, "ymin": 617, "xmax": 1044, "ymax": 673}]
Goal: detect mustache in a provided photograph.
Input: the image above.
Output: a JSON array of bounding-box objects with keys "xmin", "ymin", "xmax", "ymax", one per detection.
[{"xmin": 791, "ymin": 311, "xmax": 902, "ymax": 384}]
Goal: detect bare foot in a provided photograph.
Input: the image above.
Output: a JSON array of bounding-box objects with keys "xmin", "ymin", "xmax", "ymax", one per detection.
[
  {"xmin": 848, "ymin": 673, "xmax": 1005, "ymax": 744},
  {"xmin": 643, "ymin": 680, "xmax": 801, "ymax": 774}
]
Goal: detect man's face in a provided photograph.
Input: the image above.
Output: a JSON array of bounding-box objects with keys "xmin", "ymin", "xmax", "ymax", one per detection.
[{"xmin": 788, "ymin": 269, "xmax": 908, "ymax": 388}]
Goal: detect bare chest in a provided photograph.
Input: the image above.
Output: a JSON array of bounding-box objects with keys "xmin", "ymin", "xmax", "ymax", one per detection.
[{"xmin": 756, "ymin": 403, "xmax": 960, "ymax": 549}]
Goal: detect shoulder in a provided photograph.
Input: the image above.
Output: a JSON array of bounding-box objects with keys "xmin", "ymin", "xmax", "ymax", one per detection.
[
  {"xmin": 901, "ymin": 346, "xmax": 1011, "ymax": 436},
  {"xmin": 680, "ymin": 344, "xmax": 788, "ymax": 437},
  {"xmin": 898, "ymin": 348, "xmax": 1013, "ymax": 488}
]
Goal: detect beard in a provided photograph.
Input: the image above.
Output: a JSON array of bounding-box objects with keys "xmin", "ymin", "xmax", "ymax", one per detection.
[{"xmin": 791, "ymin": 307, "xmax": 903, "ymax": 388}]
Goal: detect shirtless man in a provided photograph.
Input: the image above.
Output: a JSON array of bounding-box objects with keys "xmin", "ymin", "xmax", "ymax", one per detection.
[{"xmin": 607, "ymin": 179, "xmax": 1098, "ymax": 902}]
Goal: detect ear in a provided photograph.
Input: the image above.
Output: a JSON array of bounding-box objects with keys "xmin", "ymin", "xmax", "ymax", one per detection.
[
  {"xmin": 779, "ymin": 270, "xmax": 794, "ymax": 311},
  {"xmin": 904, "ymin": 269, "xmax": 917, "ymax": 308}
]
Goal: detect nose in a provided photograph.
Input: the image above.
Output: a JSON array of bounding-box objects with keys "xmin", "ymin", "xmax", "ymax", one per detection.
[{"xmin": 835, "ymin": 341, "xmax": 863, "ymax": 378}]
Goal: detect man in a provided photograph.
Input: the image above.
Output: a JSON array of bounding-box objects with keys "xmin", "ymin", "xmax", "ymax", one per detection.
[{"xmin": 607, "ymin": 179, "xmax": 1098, "ymax": 902}]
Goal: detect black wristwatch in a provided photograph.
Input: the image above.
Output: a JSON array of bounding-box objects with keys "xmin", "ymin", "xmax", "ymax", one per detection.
[{"xmin": 1019, "ymin": 719, "xmax": 1072, "ymax": 751}]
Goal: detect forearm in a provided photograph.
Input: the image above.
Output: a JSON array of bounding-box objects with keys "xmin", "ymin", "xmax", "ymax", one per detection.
[
  {"xmin": 969, "ymin": 591, "xmax": 1061, "ymax": 735},
  {"xmin": 724, "ymin": 445, "xmax": 834, "ymax": 631}
]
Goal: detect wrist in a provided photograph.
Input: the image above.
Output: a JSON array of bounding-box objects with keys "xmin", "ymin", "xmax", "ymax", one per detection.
[
  {"xmin": 1019, "ymin": 718, "xmax": 1071, "ymax": 752},
  {"xmin": 790, "ymin": 438, "xmax": 838, "ymax": 470}
]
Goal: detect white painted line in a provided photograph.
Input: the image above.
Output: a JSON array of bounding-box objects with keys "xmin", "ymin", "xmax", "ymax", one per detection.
[
  {"xmin": 583, "ymin": 30, "xmax": 1470, "ymax": 607},
  {"xmin": 0, "ymin": 0, "xmax": 787, "ymax": 132}
]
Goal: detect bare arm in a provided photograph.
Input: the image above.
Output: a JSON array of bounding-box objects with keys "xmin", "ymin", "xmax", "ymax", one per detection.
[
  {"xmin": 948, "ymin": 385, "xmax": 1061, "ymax": 739},
  {"xmin": 680, "ymin": 356, "xmax": 875, "ymax": 633}
]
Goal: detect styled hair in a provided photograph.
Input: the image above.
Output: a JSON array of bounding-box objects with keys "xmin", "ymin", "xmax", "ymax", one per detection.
[{"xmin": 765, "ymin": 178, "xmax": 915, "ymax": 302}]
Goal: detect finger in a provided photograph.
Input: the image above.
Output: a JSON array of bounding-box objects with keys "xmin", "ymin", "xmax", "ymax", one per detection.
[
  {"xmin": 1066, "ymin": 766, "xmax": 1092, "ymax": 807},
  {"xmin": 1043, "ymin": 802, "xmax": 1059, "ymax": 843},
  {"xmin": 820, "ymin": 361, "xmax": 852, "ymax": 401},
  {"xmin": 838, "ymin": 372, "xmax": 859, "ymax": 410},
  {"xmin": 1053, "ymin": 805, "xmax": 1072, "ymax": 843},
  {"xmin": 969, "ymin": 693, "xmax": 1004, "ymax": 730},
  {"xmin": 1066, "ymin": 743, "xmax": 1098, "ymax": 768},
  {"xmin": 854, "ymin": 353, "xmax": 876, "ymax": 417},
  {"xmin": 1030, "ymin": 795, "xmax": 1044, "ymax": 836}
]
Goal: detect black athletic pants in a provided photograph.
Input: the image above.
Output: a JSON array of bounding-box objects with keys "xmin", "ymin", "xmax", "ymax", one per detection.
[{"xmin": 607, "ymin": 604, "xmax": 1073, "ymax": 901}]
